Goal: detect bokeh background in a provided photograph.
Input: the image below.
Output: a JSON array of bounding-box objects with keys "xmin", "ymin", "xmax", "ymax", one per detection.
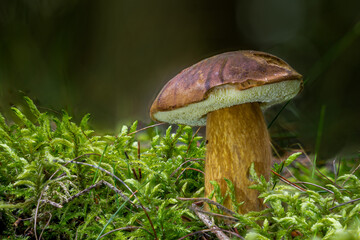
[{"xmin": 0, "ymin": 0, "xmax": 359, "ymax": 160}]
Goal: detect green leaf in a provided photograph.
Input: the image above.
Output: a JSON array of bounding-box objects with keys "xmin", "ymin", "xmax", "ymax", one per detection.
[
  {"xmin": 24, "ymin": 96, "xmax": 41, "ymax": 119},
  {"xmin": 284, "ymin": 152, "xmax": 302, "ymax": 167}
]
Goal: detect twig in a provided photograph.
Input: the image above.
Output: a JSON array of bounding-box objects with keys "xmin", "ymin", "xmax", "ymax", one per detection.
[
  {"xmin": 56, "ymin": 159, "xmax": 156, "ymax": 238},
  {"xmin": 191, "ymin": 204, "xmax": 230, "ymax": 240},
  {"xmin": 39, "ymin": 212, "xmax": 52, "ymax": 240},
  {"xmin": 127, "ymin": 122, "xmax": 165, "ymax": 136},
  {"xmin": 35, "ymin": 154, "xmax": 75, "ymax": 240},
  {"xmin": 285, "ymin": 168, "xmax": 307, "ymax": 190},
  {"xmin": 294, "ymin": 144, "xmax": 345, "ymax": 189},
  {"xmin": 139, "ymin": 202, "xmax": 158, "ymax": 239},
  {"xmin": 177, "ymin": 197, "xmax": 236, "ymax": 216},
  {"xmin": 175, "ymin": 162, "xmax": 194, "ymax": 181},
  {"xmin": 51, "ymin": 159, "xmax": 143, "ymax": 206},
  {"xmin": 34, "ymin": 153, "xmax": 136, "ymax": 240},
  {"xmin": 185, "ymin": 167, "xmax": 204, "ymax": 175},
  {"xmin": 342, "ymin": 159, "xmax": 360, "ymax": 186},
  {"xmin": 186, "ymin": 127, "xmax": 202, "ymax": 154},
  {"xmin": 170, "ymin": 159, "xmax": 204, "ymax": 177},
  {"xmin": 40, "ymin": 200, "xmax": 63, "ymax": 208},
  {"xmin": 329, "ymin": 197, "xmax": 360, "ymax": 211},
  {"xmin": 176, "ymin": 166, "xmax": 204, "ymax": 182},
  {"xmin": 178, "ymin": 228, "xmax": 244, "ymax": 240},
  {"xmin": 177, "ymin": 229, "xmax": 214, "ymax": 240},
  {"xmin": 271, "ymin": 170, "xmax": 306, "ymax": 192},
  {"xmin": 294, "ymin": 182, "xmax": 334, "ymax": 194},
  {"xmin": 189, "ymin": 207, "xmax": 239, "ymax": 222}
]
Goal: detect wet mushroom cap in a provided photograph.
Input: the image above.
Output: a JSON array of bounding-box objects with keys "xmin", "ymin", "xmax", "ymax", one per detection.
[{"xmin": 150, "ymin": 50, "xmax": 303, "ymax": 126}]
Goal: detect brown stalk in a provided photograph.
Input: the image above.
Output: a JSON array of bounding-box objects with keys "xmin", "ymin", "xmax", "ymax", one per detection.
[{"xmin": 206, "ymin": 103, "xmax": 271, "ymax": 213}]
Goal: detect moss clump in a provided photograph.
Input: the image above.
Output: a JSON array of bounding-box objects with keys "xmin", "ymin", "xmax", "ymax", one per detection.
[{"xmin": 0, "ymin": 97, "xmax": 359, "ymax": 239}]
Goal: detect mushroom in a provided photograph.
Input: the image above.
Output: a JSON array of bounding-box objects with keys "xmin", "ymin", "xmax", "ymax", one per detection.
[{"xmin": 150, "ymin": 50, "xmax": 303, "ymax": 213}]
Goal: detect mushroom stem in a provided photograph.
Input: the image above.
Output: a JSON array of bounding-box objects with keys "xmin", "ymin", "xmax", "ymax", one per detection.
[{"xmin": 205, "ymin": 102, "xmax": 271, "ymax": 213}]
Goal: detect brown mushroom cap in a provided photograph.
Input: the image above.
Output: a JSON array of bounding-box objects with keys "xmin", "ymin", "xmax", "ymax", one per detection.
[{"xmin": 150, "ymin": 50, "xmax": 303, "ymax": 126}]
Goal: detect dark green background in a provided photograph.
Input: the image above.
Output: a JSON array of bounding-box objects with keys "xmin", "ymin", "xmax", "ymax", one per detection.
[{"xmin": 0, "ymin": 0, "xmax": 359, "ymax": 159}]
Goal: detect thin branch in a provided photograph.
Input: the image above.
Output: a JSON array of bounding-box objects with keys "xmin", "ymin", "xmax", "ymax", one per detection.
[
  {"xmin": 170, "ymin": 159, "xmax": 204, "ymax": 177},
  {"xmin": 285, "ymin": 168, "xmax": 307, "ymax": 190},
  {"xmin": 35, "ymin": 154, "xmax": 74, "ymax": 240},
  {"xmin": 127, "ymin": 122, "xmax": 165, "ymax": 136},
  {"xmin": 191, "ymin": 204, "xmax": 230, "ymax": 240},
  {"xmin": 177, "ymin": 197, "xmax": 237, "ymax": 216},
  {"xmin": 139, "ymin": 202, "xmax": 158, "ymax": 239},
  {"xmin": 186, "ymin": 126, "xmax": 202, "ymax": 154},
  {"xmin": 178, "ymin": 228, "xmax": 244, "ymax": 240},
  {"xmin": 52, "ymin": 158, "xmax": 144, "ymax": 207},
  {"xmin": 40, "ymin": 200, "xmax": 63, "ymax": 208},
  {"xmin": 177, "ymin": 229, "xmax": 214, "ymax": 240},
  {"xmin": 175, "ymin": 162, "xmax": 195, "ymax": 181},
  {"xmin": 329, "ymin": 197, "xmax": 360, "ymax": 211},
  {"xmin": 271, "ymin": 170, "xmax": 306, "ymax": 192},
  {"xmin": 35, "ymin": 153, "xmax": 138, "ymax": 240},
  {"xmin": 294, "ymin": 182, "xmax": 334, "ymax": 194},
  {"xmin": 185, "ymin": 167, "xmax": 204, "ymax": 175},
  {"xmin": 293, "ymin": 144, "xmax": 345, "ymax": 189},
  {"xmin": 64, "ymin": 180, "xmax": 143, "ymax": 209},
  {"xmin": 39, "ymin": 212, "xmax": 52, "ymax": 240},
  {"xmin": 342, "ymin": 159, "xmax": 360, "ymax": 186},
  {"xmin": 189, "ymin": 207, "xmax": 239, "ymax": 222}
]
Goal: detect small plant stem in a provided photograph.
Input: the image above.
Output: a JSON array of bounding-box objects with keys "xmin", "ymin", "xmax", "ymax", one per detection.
[
  {"xmin": 313, "ymin": 105, "xmax": 326, "ymax": 177},
  {"xmin": 92, "ymin": 145, "xmax": 108, "ymax": 185},
  {"xmin": 329, "ymin": 197, "xmax": 360, "ymax": 210},
  {"xmin": 342, "ymin": 160, "xmax": 360, "ymax": 186},
  {"xmin": 271, "ymin": 170, "xmax": 306, "ymax": 192},
  {"xmin": 40, "ymin": 200, "xmax": 63, "ymax": 208},
  {"xmin": 127, "ymin": 122, "xmax": 165, "ymax": 135},
  {"xmin": 294, "ymin": 182, "xmax": 334, "ymax": 194},
  {"xmin": 96, "ymin": 190, "xmax": 139, "ymax": 240},
  {"xmin": 170, "ymin": 158, "xmax": 204, "ymax": 177},
  {"xmin": 186, "ymin": 126, "xmax": 202, "ymax": 154},
  {"xmin": 184, "ymin": 167, "xmax": 204, "ymax": 175},
  {"xmin": 64, "ymin": 180, "xmax": 133, "ymax": 206},
  {"xmin": 39, "ymin": 212, "xmax": 52, "ymax": 240},
  {"xmin": 52, "ymin": 158, "xmax": 149, "ymax": 210},
  {"xmin": 267, "ymin": 100, "xmax": 291, "ymax": 129}
]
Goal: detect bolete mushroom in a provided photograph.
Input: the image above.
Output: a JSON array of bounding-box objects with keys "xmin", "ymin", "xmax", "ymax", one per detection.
[{"xmin": 150, "ymin": 50, "xmax": 303, "ymax": 213}]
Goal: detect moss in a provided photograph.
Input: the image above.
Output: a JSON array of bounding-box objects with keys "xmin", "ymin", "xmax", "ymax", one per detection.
[{"xmin": 0, "ymin": 97, "xmax": 359, "ymax": 239}]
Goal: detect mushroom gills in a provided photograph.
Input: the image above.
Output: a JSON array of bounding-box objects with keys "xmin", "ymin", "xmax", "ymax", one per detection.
[{"xmin": 153, "ymin": 79, "xmax": 301, "ymax": 126}]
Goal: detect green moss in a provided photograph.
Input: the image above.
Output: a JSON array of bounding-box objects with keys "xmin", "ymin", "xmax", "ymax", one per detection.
[{"xmin": 0, "ymin": 97, "xmax": 359, "ymax": 239}]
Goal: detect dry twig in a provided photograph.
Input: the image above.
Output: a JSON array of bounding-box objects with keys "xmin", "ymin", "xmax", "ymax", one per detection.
[
  {"xmin": 271, "ymin": 170, "xmax": 306, "ymax": 192},
  {"xmin": 329, "ymin": 197, "xmax": 360, "ymax": 210},
  {"xmin": 191, "ymin": 204, "xmax": 230, "ymax": 240},
  {"xmin": 177, "ymin": 197, "xmax": 237, "ymax": 216}
]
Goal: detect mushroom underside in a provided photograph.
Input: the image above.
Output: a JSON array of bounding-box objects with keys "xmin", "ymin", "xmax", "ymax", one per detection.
[{"xmin": 152, "ymin": 79, "xmax": 301, "ymax": 126}]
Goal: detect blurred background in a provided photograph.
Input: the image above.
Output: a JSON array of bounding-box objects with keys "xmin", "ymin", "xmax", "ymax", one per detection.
[{"xmin": 0, "ymin": 0, "xmax": 359, "ymax": 160}]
